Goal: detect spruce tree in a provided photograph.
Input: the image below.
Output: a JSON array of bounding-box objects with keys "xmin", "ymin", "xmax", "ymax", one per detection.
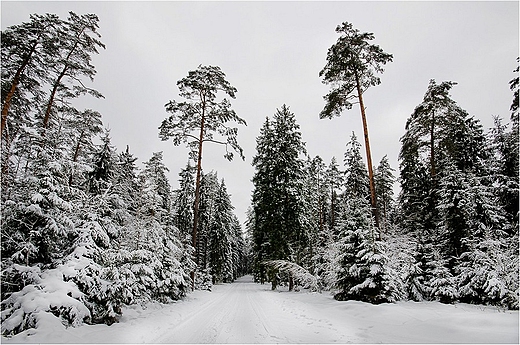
[
  {"xmin": 173, "ymin": 162, "xmax": 195, "ymax": 244},
  {"xmin": 251, "ymin": 105, "xmax": 307, "ymax": 290},
  {"xmin": 207, "ymin": 179, "xmax": 234, "ymax": 284},
  {"xmin": 324, "ymin": 156, "xmax": 343, "ymax": 231},
  {"xmin": 343, "ymin": 132, "xmax": 370, "ymax": 201},
  {"xmin": 302, "ymin": 155, "xmax": 328, "ymax": 276},
  {"xmin": 374, "ymin": 155, "xmax": 395, "ymax": 233}
]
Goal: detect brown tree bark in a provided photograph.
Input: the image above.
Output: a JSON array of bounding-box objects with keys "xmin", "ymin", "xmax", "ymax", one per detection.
[
  {"xmin": 42, "ymin": 29, "xmax": 83, "ymax": 128},
  {"xmin": 42, "ymin": 67, "xmax": 67, "ymax": 128},
  {"xmin": 430, "ymin": 109, "xmax": 436, "ymax": 179},
  {"xmin": 355, "ymin": 71, "xmax": 380, "ymax": 233},
  {"xmin": 191, "ymin": 97, "xmax": 206, "ymax": 291},
  {"xmin": 1, "ymin": 39, "xmax": 40, "ymax": 138}
]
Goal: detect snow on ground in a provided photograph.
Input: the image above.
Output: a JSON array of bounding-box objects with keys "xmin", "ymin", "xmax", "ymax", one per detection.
[{"xmin": 2, "ymin": 275, "xmax": 518, "ymax": 344}]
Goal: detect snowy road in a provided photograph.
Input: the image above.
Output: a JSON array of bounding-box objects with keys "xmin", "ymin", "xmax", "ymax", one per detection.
[
  {"xmin": 151, "ymin": 275, "xmax": 351, "ymax": 343},
  {"xmin": 3, "ymin": 274, "xmax": 518, "ymax": 343}
]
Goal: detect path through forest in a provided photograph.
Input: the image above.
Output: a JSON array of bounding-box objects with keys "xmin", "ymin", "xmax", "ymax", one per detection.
[
  {"xmin": 3, "ymin": 275, "xmax": 518, "ymax": 343},
  {"xmin": 151, "ymin": 275, "xmax": 352, "ymax": 343},
  {"xmin": 145, "ymin": 275, "xmax": 518, "ymax": 344}
]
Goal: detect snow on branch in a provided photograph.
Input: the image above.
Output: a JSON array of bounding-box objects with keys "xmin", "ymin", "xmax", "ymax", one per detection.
[{"xmin": 263, "ymin": 260, "xmax": 319, "ymax": 292}]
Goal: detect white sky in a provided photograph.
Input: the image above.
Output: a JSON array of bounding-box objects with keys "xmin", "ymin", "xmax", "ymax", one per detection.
[{"xmin": 2, "ymin": 1, "xmax": 518, "ymax": 226}]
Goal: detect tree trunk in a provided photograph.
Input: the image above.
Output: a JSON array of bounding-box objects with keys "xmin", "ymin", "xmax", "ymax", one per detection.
[
  {"xmin": 69, "ymin": 130, "xmax": 85, "ymax": 186},
  {"xmin": 317, "ymin": 170, "xmax": 324, "ymax": 233},
  {"xmin": 330, "ymin": 188, "xmax": 336, "ymax": 229},
  {"xmin": 430, "ymin": 109, "xmax": 436, "ymax": 179},
  {"xmin": 354, "ymin": 72, "xmax": 380, "ymax": 234},
  {"xmin": 1, "ymin": 39, "xmax": 40, "ymax": 138},
  {"xmin": 289, "ymin": 275, "xmax": 294, "ymax": 291},
  {"xmin": 42, "ymin": 66, "xmax": 68, "ymax": 128},
  {"xmin": 43, "ymin": 28, "xmax": 84, "ymax": 129},
  {"xmin": 191, "ymin": 101, "xmax": 206, "ymax": 290}
]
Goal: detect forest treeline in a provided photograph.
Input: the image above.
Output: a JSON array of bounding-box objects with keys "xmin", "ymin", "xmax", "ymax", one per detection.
[
  {"xmin": 1, "ymin": 12, "xmax": 248, "ymax": 335},
  {"xmin": 1, "ymin": 12, "xmax": 518, "ymax": 337},
  {"xmin": 250, "ymin": 23, "xmax": 519, "ymax": 310}
]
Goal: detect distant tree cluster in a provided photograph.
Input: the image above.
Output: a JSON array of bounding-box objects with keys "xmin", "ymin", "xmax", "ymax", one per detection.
[
  {"xmin": 1, "ymin": 13, "xmax": 248, "ymax": 336},
  {"xmin": 173, "ymin": 164, "xmax": 250, "ymax": 289},
  {"xmin": 249, "ymin": 22, "xmax": 518, "ymax": 310}
]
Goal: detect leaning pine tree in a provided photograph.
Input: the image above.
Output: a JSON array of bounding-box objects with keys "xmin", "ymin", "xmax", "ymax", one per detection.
[
  {"xmin": 159, "ymin": 65, "xmax": 246, "ymax": 290},
  {"xmin": 319, "ymin": 21, "xmax": 393, "ymax": 228}
]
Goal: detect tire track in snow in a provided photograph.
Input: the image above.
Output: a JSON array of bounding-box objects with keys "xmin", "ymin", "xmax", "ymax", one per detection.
[
  {"xmin": 151, "ymin": 275, "xmax": 360, "ymax": 343},
  {"xmin": 150, "ymin": 276, "xmax": 295, "ymax": 343}
]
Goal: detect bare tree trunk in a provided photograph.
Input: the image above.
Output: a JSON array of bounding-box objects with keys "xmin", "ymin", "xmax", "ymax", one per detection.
[
  {"xmin": 330, "ymin": 188, "xmax": 336, "ymax": 229},
  {"xmin": 191, "ymin": 102, "xmax": 206, "ymax": 290},
  {"xmin": 69, "ymin": 130, "xmax": 85, "ymax": 186},
  {"xmin": 43, "ymin": 28, "xmax": 84, "ymax": 129},
  {"xmin": 317, "ymin": 169, "xmax": 324, "ymax": 233},
  {"xmin": 1, "ymin": 39, "xmax": 39, "ymax": 138},
  {"xmin": 42, "ymin": 67, "xmax": 67, "ymax": 128},
  {"xmin": 355, "ymin": 72, "xmax": 380, "ymax": 234},
  {"xmin": 430, "ymin": 109, "xmax": 436, "ymax": 179}
]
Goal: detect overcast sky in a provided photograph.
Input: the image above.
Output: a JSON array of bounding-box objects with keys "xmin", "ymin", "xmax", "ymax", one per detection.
[{"xmin": 2, "ymin": 1, "xmax": 518, "ymax": 226}]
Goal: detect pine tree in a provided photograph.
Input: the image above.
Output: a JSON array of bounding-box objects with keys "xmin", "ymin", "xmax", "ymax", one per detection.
[
  {"xmin": 1, "ymin": 13, "xmax": 62, "ymax": 138},
  {"xmin": 41, "ymin": 12, "xmax": 105, "ymax": 129},
  {"xmin": 159, "ymin": 65, "xmax": 246, "ymax": 289},
  {"xmin": 67, "ymin": 109, "xmax": 103, "ymax": 187},
  {"xmin": 320, "ymin": 22, "xmax": 393, "ymax": 227},
  {"xmin": 399, "ymin": 80, "xmax": 489, "ymax": 254}
]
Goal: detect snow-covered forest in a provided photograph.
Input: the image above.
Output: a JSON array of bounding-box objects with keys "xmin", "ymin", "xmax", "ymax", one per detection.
[{"xmin": 1, "ymin": 10, "xmax": 518, "ymax": 340}]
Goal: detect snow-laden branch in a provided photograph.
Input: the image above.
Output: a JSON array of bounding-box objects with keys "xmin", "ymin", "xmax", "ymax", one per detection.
[{"xmin": 263, "ymin": 260, "xmax": 320, "ymax": 292}]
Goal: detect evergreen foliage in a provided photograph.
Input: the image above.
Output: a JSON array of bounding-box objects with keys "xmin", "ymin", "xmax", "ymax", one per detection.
[
  {"xmin": 251, "ymin": 105, "xmax": 307, "ymax": 290},
  {"xmin": 319, "ymin": 21, "xmax": 393, "ymax": 228},
  {"xmin": 333, "ymin": 135, "xmax": 399, "ymax": 303},
  {"xmin": 1, "ymin": 14, "xmax": 240, "ymax": 336},
  {"xmin": 374, "ymin": 155, "xmax": 395, "ymax": 232},
  {"xmin": 159, "ymin": 65, "xmax": 246, "ymax": 289},
  {"xmin": 397, "ymin": 79, "xmax": 518, "ymax": 308},
  {"xmin": 2, "ymin": 12, "xmax": 519, "ymax": 339}
]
